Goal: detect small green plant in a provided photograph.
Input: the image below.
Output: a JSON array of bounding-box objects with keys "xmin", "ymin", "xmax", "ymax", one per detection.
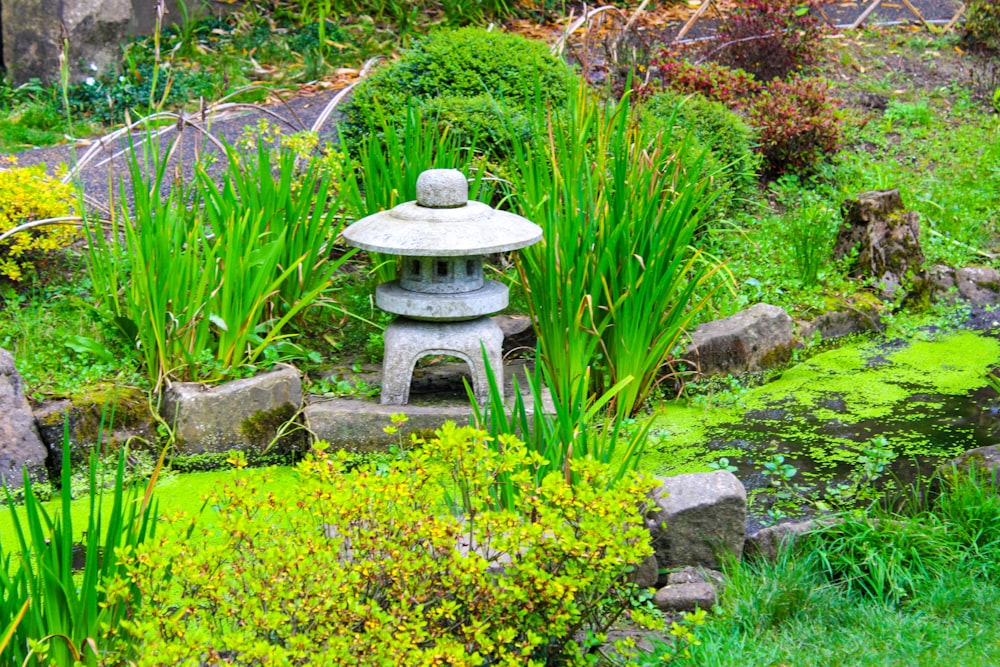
[
  {"xmin": 770, "ymin": 179, "xmax": 839, "ymax": 286},
  {"xmin": 883, "ymin": 99, "xmax": 933, "ymax": 129},
  {"xmin": 309, "ymin": 371, "xmax": 378, "ymax": 398},
  {"xmin": 818, "ymin": 435, "xmax": 897, "ymax": 511},
  {"xmin": 761, "ymin": 454, "xmax": 799, "ymax": 490},
  {"xmin": 709, "ymin": 457, "xmax": 739, "ymax": 473}
]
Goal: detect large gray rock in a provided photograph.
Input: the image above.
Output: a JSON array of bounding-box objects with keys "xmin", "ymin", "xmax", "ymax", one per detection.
[
  {"xmin": 160, "ymin": 365, "xmax": 303, "ymax": 455},
  {"xmin": 652, "ymin": 566, "xmax": 725, "ymax": 611},
  {"xmin": 649, "ymin": 471, "xmax": 747, "ymax": 570},
  {"xmin": 2, "ymin": 0, "xmax": 228, "ymax": 85},
  {"xmin": 833, "ymin": 189, "xmax": 925, "ymax": 296},
  {"xmin": 304, "ymin": 399, "xmax": 474, "ymax": 453},
  {"xmin": 0, "ymin": 349, "xmax": 49, "ymax": 487},
  {"xmin": 745, "ymin": 520, "xmax": 822, "ymax": 561},
  {"xmin": 630, "ymin": 554, "xmax": 660, "ymax": 590},
  {"xmin": 956, "ymin": 267, "xmax": 1000, "ymax": 306},
  {"xmin": 799, "ymin": 308, "xmax": 883, "ymax": 343},
  {"xmin": 937, "ymin": 445, "xmax": 1000, "ymax": 487},
  {"xmin": 32, "ymin": 388, "xmax": 154, "ymax": 469},
  {"xmin": 685, "ymin": 303, "xmax": 793, "ymax": 377},
  {"xmin": 652, "ymin": 582, "xmax": 716, "ymax": 613}
]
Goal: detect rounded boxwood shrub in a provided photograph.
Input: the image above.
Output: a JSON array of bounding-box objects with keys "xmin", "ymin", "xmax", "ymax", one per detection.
[
  {"xmin": 641, "ymin": 90, "xmax": 761, "ymax": 212},
  {"xmin": 341, "ymin": 27, "xmax": 574, "ymax": 157}
]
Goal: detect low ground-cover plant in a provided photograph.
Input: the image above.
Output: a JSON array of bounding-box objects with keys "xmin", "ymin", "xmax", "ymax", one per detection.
[
  {"xmin": 661, "ymin": 470, "xmax": 1000, "ymax": 666},
  {"xmin": 110, "ymin": 425, "xmax": 658, "ymax": 665},
  {"xmin": 806, "ymin": 467, "xmax": 1000, "ymax": 603},
  {"xmin": 0, "ymin": 158, "xmax": 76, "ymax": 282}
]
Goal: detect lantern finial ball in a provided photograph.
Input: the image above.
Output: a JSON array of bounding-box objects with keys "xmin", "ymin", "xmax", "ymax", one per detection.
[{"xmin": 416, "ymin": 169, "xmax": 468, "ymax": 209}]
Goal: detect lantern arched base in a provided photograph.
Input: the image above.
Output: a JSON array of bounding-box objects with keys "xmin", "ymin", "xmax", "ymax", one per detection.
[{"xmin": 380, "ymin": 317, "xmax": 504, "ymax": 406}]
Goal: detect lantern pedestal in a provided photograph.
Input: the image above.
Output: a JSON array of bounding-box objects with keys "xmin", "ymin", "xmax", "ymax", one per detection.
[
  {"xmin": 342, "ymin": 168, "xmax": 541, "ymax": 407},
  {"xmin": 380, "ymin": 317, "xmax": 504, "ymax": 406}
]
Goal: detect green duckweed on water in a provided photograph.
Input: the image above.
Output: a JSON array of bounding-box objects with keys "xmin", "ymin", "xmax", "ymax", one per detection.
[
  {"xmin": 0, "ymin": 466, "xmax": 300, "ymax": 554},
  {"xmin": 644, "ymin": 329, "xmax": 1000, "ymax": 478}
]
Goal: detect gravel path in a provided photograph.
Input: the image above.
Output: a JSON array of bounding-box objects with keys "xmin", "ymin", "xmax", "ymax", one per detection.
[{"xmin": 8, "ymin": 88, "xmax": 347, "ymax": 213}]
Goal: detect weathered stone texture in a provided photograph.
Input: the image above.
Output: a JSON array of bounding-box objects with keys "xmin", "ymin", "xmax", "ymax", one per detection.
[
  {"xmin": 685, "ymin": 303, "xmax": 794, "ymax": 377},
  {"xmin": 648, "ymin": 471, "xmax": 747, "ymax": 570},
  {"xmin": 0, "ymin": 349, "xmax": 49, "ymax": 487},
  {"xmin": 833, "ymin": 189, "xmax": 925, "ymax": 296},
  {"xmin": 4, "ymin": 0, "xmax": 227, "ymax": 85},
  {"xmin": 160, "ymin": 365, "xmax": 302, "ymax": 454}
]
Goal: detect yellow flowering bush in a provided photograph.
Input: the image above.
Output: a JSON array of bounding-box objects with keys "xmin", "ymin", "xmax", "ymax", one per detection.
[
  {"xmin": 0, "ymin": 157, "xmax": 76, "ymax": 281},
  {"xmin": 109, "ymin": 424, "xmax": 659, "ymax": 665}
]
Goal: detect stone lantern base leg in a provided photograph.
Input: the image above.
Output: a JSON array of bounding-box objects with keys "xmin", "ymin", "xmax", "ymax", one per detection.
[{"xmin": 380, "ymin": 317, "xmax": 504, "ymax": 406}]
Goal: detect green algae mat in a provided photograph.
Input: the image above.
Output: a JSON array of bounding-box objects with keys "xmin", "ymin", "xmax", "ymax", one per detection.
[
  {"xmin": 645, "ymin": 329, "xmax": 1000, "ymax": 480},
  {"xmin": 0, "ymin": 466, "xmax": 300, "ymax": 554}
]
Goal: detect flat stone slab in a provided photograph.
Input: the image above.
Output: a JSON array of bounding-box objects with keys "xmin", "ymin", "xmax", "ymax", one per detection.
[{"xmin": 305, "ymin": 361, "xmax": 546, "ymax": 452}]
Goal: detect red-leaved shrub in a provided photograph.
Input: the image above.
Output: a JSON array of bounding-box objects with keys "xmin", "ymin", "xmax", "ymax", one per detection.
[
  {"xmin": 713, "ymin": 0, "xmax": 826, "ymax": 82},
  {"xmin": 748, "ymin": 74, "xmax": 843, "ymax": 175},
  {"xmin": 651, "ymin": 57, "xmax": 762, "ymax": 107}
]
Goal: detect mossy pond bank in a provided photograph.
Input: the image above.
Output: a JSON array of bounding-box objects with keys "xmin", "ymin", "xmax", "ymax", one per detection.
[
  {"xmin": 5, "ymin": 326, "xmax": 1000, "ymax": 547},
  {"xmin": 646, "ymin": 328, "xmax": 1000, "ymax": 500}
]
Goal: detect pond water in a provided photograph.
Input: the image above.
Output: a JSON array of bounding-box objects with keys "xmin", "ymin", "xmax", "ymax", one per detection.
[{"xmin": 643, "ymin": 327, "xmax": 1000, "ymax": 524}]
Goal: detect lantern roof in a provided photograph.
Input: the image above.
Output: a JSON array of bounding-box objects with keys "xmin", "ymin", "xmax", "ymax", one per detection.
[{"xmin": 342, "ymin": 169, "xmax": 542, "ymax": 257}]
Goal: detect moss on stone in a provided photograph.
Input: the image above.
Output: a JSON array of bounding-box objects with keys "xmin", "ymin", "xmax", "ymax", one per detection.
[{"xmin": 240, "ymin": 403, "xmax": 304, "ymax": 453}]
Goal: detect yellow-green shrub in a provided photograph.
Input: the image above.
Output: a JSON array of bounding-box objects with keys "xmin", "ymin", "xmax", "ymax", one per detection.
[
  {"xmin": 0, "ymin": 157, "xmax": 75, "ymax": 281},
  {"xmin": 111, "ymin": 424, "xmax": 658, "ymax": 666}
]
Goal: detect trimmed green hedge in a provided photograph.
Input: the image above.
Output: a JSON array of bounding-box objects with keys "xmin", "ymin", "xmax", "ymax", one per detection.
[{"xmin": 340, "ymin": 27, "xmax": 574, "ymax": 158}]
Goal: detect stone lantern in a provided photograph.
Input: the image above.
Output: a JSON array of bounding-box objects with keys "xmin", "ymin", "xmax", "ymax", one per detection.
[{"xmin": 343, "ymin": 169, "xmax": 542, "ymax": 405}]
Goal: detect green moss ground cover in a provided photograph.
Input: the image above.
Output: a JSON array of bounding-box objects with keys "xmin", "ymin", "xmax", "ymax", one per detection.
[
  {"xmin": 0, "ymin": 466, "xmax": 299, "ymax": 555},
  {"xmin": 645, "ymin": 330, "xmax": 1000, "ymax": 478}
]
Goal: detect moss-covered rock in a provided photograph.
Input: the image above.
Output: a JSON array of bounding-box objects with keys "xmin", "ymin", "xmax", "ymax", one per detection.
[{"xmin": 34, "ymin": 384, "xmax": 153, "ymax": 474}]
